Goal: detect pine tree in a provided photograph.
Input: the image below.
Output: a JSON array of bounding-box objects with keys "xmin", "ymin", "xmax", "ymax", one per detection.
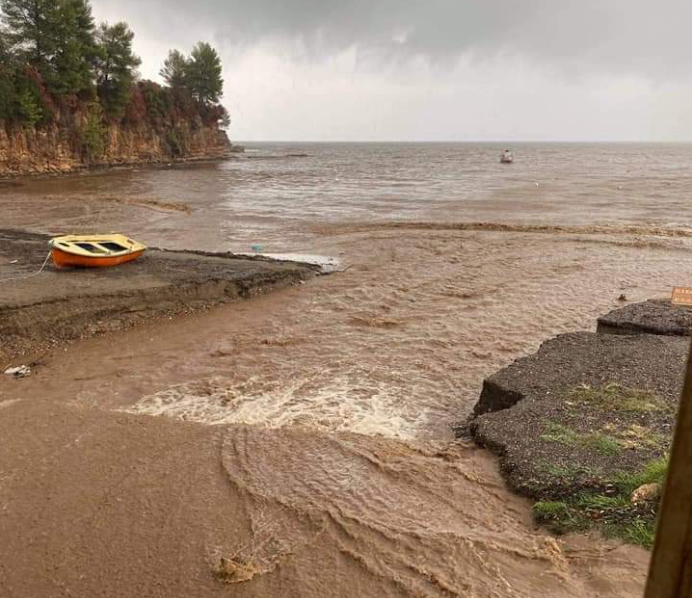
[
  {"xmin": 0, "ymin": 2, "xmax": 230, "ymax": 130},
  {"xmin": 65, "ymin": 0, "xmax": 99, "ymax": 93},
  {"xmin": 186, "ymin": 42, "xmax": 223, "ymax": 105},
  {"xmin": 0, "ymin": 0, "xmax": 61, "ymax": 68},
  {"xmin": 15, "ymin": 87, "xmax": 43, "ymax": 125},
  {"xmin": 51, "ymin": 2, "xmax": 84, "ymax": 95},
  {"xmin": 94, "ymin": 21, "xmax": 141, "ymax": 118},
  {"xmin": 1, "ymin": 0, "xmax": 98, "ymax": 96},
  {"xmin": 160, "ymin": 49, "xmax": 189, "ymax": 89},
  {"xmin": 0, "ymin": 32, "xmax": 16, "ymax": 119}
]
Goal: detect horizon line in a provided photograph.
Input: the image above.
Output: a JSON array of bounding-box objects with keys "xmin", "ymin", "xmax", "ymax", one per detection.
[{"xmin": 233, "ymin": 139, "xmax": 692, "ymax": 145}]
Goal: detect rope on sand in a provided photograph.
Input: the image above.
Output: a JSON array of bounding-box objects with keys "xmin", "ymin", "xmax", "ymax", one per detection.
[{"xmin": 0, "ymin": 251, "xmax": 52, "ymax": 283}]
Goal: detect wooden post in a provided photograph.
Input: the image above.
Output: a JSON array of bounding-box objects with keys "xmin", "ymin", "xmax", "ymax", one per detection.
[{"xmin": 645, "ymin": 344, "xmax": 692, "ymax": 597}]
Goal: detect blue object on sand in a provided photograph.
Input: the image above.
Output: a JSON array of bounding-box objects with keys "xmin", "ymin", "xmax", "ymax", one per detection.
[{"xmin": 251, "ymin": 244, "xmax": 263, "ymax": 253}]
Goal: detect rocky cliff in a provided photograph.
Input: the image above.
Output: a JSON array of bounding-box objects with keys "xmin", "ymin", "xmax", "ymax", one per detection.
[{"xmin": 0, "ymin": 117, "xmax": 236, "ymax": 177}]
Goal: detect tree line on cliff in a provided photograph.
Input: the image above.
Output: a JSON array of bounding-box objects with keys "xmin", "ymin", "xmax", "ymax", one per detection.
[{"xmin": 0, "ymin": 0, "xmax": 229, "ymax": 151}]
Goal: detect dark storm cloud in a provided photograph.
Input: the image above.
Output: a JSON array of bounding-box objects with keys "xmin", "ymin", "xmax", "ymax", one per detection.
[{"xmin": 95, "ymin": 0, "xmax": 692, "ymax": 78}]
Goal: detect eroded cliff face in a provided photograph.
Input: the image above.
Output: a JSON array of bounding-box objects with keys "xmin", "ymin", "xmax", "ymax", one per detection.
[{"xmin": 0, "ymin": 118, "xmax": 234, "ymax": 177}]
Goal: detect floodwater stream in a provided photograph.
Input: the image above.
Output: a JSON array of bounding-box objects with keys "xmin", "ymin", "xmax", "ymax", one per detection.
[{"xmin": 3, "ymin": 143, "xmax": 692, "ymax": 596}]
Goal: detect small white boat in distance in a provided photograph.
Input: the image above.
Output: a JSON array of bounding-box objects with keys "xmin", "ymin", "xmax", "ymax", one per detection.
[{"xmin": 500, "ymin": 149, "xmax": 514, "ymax": 164}]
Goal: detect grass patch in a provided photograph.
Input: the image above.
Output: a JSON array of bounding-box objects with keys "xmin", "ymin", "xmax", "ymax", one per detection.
[
  {"xmin": 606, "ymin": 520, "xmax": 657, "ymax": 549},
  {"xmin": 575, "ymin": 493, "xmax": 629, "ymax": 510},
  {"xmin": 613, "ymin": 456, "xmax": 669, "ymax": 496},
  {"xmin": 533, "ymin": 501, "xmax": 589, "ymax": 535},
  {"xmin": 583, "ymin": 434, "xmax": 622, "ymax": 456},
  {"xmin": 535, "ymin": 460, "xmax": 602, "ymax": 479},
  {"xmin": 620, "ymin": 424, "xmax": 667, "ymax": 449},
  {"xmin": 570, "ymin": 382, "xmax": 671, "ymax": 414},
  {"xmin": 531, "ymin": 457, "xmax": 669, "ymax": 549},
  {"xmin": 534, "ymin": 501, "xmax": 571, "ymax": 520},
  {"xmin": 540, "ymin": 423, "xmax": 579, "ymax": 445},
  {"xmin": 540, "ymin": 423, "xmax": 623, "ymax": 456}
]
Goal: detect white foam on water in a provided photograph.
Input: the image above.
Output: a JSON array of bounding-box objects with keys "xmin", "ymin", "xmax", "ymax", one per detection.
[
  {"xmin": 0, "ymin": 399, "xmax": 22, "ymax": 410},
  {"xmin": 125, "ymin": 376, "xmax": 427, "ymax": 441}
]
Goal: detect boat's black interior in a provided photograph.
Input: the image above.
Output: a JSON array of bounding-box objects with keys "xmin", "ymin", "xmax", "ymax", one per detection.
[
  {"xmin": 99, "ymin": 242, "xmax": 128, "ymax": 252},
  {"xmin": 74, "ymin": 242, "xmax": 127, "ymax": 253}
]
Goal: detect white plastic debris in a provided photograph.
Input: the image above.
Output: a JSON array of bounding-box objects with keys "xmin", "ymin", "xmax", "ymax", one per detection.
[
  {"xmin": 4, "ymin": 365, "xmax": 31, "ymax": 378},
  {"xmin": 237, "ymin": 252, "xmax": 342, "ymax": 274}
]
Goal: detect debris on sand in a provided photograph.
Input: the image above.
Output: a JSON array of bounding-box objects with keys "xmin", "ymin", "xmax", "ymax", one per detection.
[
  {"xmin": 4, "ymin": 365, "xmax": 30, "ymax": 378},
  {"xmin": 212, "ymin": 556, "xmax": 262, "ymax": 584}
]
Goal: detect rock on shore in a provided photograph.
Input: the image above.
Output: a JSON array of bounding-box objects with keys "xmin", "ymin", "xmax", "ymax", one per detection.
[
  {"xmin": 471, "ymin": 332, "xmax": 684, "ymax": 491},
  {"xmin": 469, "ymin": 330, "xmax": 687, "ymax": 545},
  {"xmin": 597, "ymin": 299, "xmax": 692, "ymax": 336}
]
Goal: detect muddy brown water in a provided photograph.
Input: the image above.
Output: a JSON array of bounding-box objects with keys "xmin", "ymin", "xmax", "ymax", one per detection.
[{"xmin": 3, "ymin": 143, "xmax": 692, "ymax": 596}]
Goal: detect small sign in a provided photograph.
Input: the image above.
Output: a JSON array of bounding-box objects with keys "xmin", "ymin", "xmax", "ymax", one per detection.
[{"xmin": 671, "ymin": 287, "xmax": 692, "ymax": 307}]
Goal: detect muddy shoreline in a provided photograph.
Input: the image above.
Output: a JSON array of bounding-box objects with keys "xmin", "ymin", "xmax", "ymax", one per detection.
[
  {"xmin": 0, "ymin": 229, "xmax": 316, "ymax": 364},
  {"xmin": 0, "ymin": 151, "xmax": 245, "ymax": 182}
]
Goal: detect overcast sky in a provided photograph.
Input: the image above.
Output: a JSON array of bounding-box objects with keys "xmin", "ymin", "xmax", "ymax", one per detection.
[{"xmin": 91, "ymin": 0, "xmax": 692, "ymax": 142}]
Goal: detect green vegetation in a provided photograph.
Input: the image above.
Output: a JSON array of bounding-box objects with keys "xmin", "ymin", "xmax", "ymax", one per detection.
[
  {"xmin": 78, "ymin": 103, "xmax": 106, "ymax": 161},
  {"xmin": 533, "ymin": 501, "xmax": 589, "ymax": 534},
  {"xmin": 160, "ymin": 50, "xmax": 189, "ymax": 89},
  {"xmin": 620, "ymin": 423, "xmax": 667, "ymax": 449},
  {"xmin": 570, "ymin": 382, "xmax": 671, "ymax": 414},
  {"xmin": 14, "ymin": 86, "xmax": 45, "ymax": 127},
  {"xmin": 613, "ymin": 456, "xmax": 668, "ymax": 496},
  {"xmin": 160, "ymin": 44, "xmax": 224, "ymax": 105},
  {"xmin": 532, "ymin": 457, "xmax": 668, "ymax": 548},
  {"xmin": 187, "ymin": 43, "xmax": 224, "ymax": 105},
  {"xmin": 576, "ymin": 493, "xmax": 629, "ymax": 511},
  {"xmin": 93, "ymin": 22, "xmax": 141, "ymax": 118},
  {"xmin": 0, "ymin": 0, "xmax": 230, "ymax": 133},
  {"xmin": 606, "ymin": 520, "xmax": 656, "ymax": 548},
  {"xmin": 166, "ymin": 127, "xmax": 187, "ymax": 157},
  {"xmin": 1, "ymin": 0, "xmax": 98, "ymax": 98},
  {"xmin": 540, "ymin": 422, "xmax": 624, "ymax": 456},
  {"xmin": 536, "ymin": 459, "xmax": 603, "ymax": 479},
  {"xmin": 528, "ymin": 382, "xmax": 673, "ymax": 548}
]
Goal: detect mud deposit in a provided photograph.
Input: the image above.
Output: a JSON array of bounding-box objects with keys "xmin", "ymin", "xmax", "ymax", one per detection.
[{"xmin": 0, "ymin": 224, "xmax": 659, "ymax": 597}]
